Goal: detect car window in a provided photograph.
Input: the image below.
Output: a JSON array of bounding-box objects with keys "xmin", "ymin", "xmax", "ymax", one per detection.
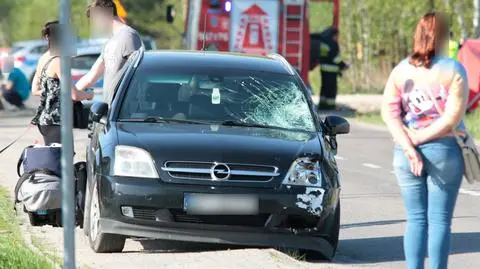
[
  {"xmin": 118, "ymin": 69, "xmax": 316, "ymax": 132},
  {"xmin": 142, "ymin": 41, "xmax": 152, "ymax": 50},
  {"xmin": 108, "ymin": 53, "xmax": 138, "ymax": 104},
  {"xmin": 31, "ymin": 45, "xmax": 48, "ymax": 54},
  {"xmin": 72, "ymin": 54, "xmax": 100, "ymax": 70}
]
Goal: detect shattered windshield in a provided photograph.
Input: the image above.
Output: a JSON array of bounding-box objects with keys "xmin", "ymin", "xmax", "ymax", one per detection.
[{"xmin": 118, "ymin": 70, "xmax": 316, "ymax": 132}]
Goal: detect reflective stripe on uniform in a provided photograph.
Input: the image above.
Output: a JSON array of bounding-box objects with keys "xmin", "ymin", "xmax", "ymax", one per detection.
[
  {"xmin": 333, "ymin": 55, "xmax": 342, "ymax": 64},
  {"xmin": 320, "ymin": 43, "xmax": 330, "ymax": 57},
  {"xmin": 320, "ymin": 64, "xmax": 340, "ymax": 73}
]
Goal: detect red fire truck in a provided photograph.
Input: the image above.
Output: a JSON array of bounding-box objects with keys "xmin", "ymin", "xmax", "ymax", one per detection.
[{"xmin": 172, "ymin": 0, "xmax": 339, "ymax": 85}]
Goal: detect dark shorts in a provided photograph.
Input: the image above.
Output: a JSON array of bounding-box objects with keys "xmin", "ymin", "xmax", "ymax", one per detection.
[{"xmin": 3, "ymin": 90, "xmax": 24, "ymax": 108}]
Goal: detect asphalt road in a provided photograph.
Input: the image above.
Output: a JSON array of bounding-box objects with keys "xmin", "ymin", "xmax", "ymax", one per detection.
[{"xmin": 0, "ymin": 112, "xmax": 479, "ymax": 269}]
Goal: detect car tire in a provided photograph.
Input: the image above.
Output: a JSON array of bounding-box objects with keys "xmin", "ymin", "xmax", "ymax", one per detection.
[
  {"xmin": 87, "ymin": 181, "xmax": 125, "ymax": 253},
  {"xmin": 300, "ymin": 202, "xmax": 340, "ymax": 261},
  {"xmin": 83, "ymin": 173, "xmax": 92, "ymax": 236}
]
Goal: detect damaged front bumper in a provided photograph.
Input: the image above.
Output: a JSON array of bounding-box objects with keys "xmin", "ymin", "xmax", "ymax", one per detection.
[{"xmin": 97, "ymin": 175, "xmax": 339, "ymax": 258}]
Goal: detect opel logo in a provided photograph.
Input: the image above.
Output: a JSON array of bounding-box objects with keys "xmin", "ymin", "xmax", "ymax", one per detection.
[{"xmin": 210, "ymin": 163, "xmax": 231, "ymax": 180}]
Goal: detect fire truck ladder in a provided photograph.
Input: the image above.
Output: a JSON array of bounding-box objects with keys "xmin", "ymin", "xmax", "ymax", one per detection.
[
  {"xmin": 282, "ymin": 0, "xmax": 305, "ymax": 73},
  {"xmin": 234, "ymin": 15, "xmax": 248, "ymax": 51}
]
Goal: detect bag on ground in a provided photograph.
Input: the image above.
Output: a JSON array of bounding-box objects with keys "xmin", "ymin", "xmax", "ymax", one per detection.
[
  {"xmin": 15, "ymin": 144, "xmax": 63, "ymax": 226},
  {"xmin": 14, "ymin": 144, "xmax": 89, "ymax": 227},
  {"xmin": 17, "ymin": 172, "xmax": 61, "ymax": 212},
  {"xmin": 17, "ymin": 144, "xmax": 62, "ymax": 177}
]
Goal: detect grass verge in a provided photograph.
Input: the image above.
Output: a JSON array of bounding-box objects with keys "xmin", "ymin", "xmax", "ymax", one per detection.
[
  {"xmin": 354, "ymin": 110, "xmax": 480, "ymax": 140},
  {"xmin": 0, "ymin": 187, "xmax": 55, "ymax": 269}
]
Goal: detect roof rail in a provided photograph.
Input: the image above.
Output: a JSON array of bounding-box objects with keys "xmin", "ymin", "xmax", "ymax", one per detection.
[{"xmin": 267, "ymin": 53, "xmax": 296, "ymax": 75}]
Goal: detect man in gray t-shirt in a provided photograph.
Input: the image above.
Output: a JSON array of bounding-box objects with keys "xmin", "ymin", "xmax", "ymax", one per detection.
[{"xmin": 75, "ymin": 0, "xmax": 142, "ymax": 101}]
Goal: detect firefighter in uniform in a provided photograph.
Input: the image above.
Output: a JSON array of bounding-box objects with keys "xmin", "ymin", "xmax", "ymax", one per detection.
[{"xmin": 317, "ymin": 27, "xmax": 348, "ymax": 110}]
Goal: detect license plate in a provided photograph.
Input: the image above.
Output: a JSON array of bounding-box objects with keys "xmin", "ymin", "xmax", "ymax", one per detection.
[{"xmin": 184, "ymin": 193, "xmax": 259, "ymax": 215}]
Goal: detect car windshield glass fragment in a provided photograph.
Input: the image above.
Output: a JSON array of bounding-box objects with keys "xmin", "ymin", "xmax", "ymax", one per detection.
[{"xmin": 118, "ymin": 71, "xmax": 316, "ymax": 132}]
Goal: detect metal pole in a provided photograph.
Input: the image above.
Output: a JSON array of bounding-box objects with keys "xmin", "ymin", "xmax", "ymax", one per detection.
[{"xmin": 59, "ymin": 0, "xmax": 76, "ymax": 268}]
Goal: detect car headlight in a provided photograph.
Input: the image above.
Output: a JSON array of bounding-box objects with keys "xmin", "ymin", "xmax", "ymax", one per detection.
[
  {"xmin": 113, "ymin": 146, "xmax": 159, "ymax": 178},
  {"xmin": 283, "ymin": 157, "xmax": 322, "ymax": 186}
]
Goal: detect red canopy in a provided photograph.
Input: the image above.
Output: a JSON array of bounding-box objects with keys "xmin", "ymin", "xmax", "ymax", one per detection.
[{"xmin": 458, "ymin": 39, "xmax": 480, "ymax": 112}]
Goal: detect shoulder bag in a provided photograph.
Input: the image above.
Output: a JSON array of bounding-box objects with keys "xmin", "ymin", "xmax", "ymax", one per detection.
[{"xmin": 426, "ymin": 88, "xmax": 480, "ymax": 184}]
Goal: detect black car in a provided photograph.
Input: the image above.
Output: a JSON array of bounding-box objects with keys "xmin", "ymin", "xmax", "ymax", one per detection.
[{"xmin": 84, "ymin": 50, "xmax": 350, "ymax": 259}]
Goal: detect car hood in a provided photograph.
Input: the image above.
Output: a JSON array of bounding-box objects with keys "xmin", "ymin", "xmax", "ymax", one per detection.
[{"xmin": 115, "ymin": 122, "xmax": 323, "ymax": 185}]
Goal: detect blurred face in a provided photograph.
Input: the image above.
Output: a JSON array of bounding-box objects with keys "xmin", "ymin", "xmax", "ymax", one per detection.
[
  {"xmin": 436, "ymin": 28, "xmax": 449, "ymax": 56},
  {"xmin": 437, "ymin": 35, "xmax": 448, "ymax": 54},
  {"xmin": 90, "ymin": 7, "xmax": 114, "ymax": 36}
]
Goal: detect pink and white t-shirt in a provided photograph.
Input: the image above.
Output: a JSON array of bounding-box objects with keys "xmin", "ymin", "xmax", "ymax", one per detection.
[{"xmin": 383, "ymin": 57, "xmax": 468, "ymax": 131}]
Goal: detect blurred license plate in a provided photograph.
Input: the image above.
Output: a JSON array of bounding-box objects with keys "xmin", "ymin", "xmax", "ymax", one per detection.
[{"xmin": 184, "ymin": 193, "xmax": 259, "ymax": 215}]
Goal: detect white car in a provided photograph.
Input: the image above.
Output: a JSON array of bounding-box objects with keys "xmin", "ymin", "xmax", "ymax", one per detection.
[{"xmin": 11, "ymin": 40, "xmax": 48, "ymax": 83}]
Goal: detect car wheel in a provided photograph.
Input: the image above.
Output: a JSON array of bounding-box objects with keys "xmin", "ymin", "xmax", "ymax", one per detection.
[
  {"xmin": 83, "ymin": 174, "xmax": 92, "ymax": 236},
  {"xmin": 87, "ymin": 181, "xmax": 125, "ymax": 253}
]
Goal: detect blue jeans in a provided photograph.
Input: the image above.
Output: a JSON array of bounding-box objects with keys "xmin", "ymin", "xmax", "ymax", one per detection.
[{"xmin": 393, "ymin": 137, "xmax": 464, "ymax": 269}]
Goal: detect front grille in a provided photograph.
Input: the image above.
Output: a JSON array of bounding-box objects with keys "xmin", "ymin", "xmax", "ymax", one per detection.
[
  {"xmin": 161, "ymin": 161, "xmax": 280, "ymax": 182},
  {"xmin": 130, "ymin": 207, "xmax": 269, "ymax": 227},
  {"xmin": 132, "ymin": 207, "xmax": 156, "ymax": 221},
  {"xmin": 170, "ymin": 209, "xmax": 269, "ymax": 227}
]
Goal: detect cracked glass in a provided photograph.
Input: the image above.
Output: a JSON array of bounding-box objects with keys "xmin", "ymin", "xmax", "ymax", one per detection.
[{"xmin": 119, "ymin": 70, "xmax": 316, "ymax": 133}]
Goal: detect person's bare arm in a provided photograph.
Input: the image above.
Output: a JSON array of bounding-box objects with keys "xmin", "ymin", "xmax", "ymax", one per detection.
[
  {"xmin": 51, "ymin": 58, "xmax": 93, "ymax": 101},
  {"xmin": 74, "ymin": 56, "xmax": 105, "ymax": 91},
  {"xmin": 411, "ymin": 66, "xmax": 468, "ymax": 144},
  {"xmin": 381, "ymin": 68, "xmax": 415, "ymax": 151}
]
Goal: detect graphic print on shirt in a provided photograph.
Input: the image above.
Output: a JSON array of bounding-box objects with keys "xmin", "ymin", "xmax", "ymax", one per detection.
[{"xmin": 401, "ymin": 79, "xmax": 448, "ymax": 129}]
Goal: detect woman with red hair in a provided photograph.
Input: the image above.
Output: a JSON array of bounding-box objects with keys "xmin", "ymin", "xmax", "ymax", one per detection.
[{"xmin": 381, "ymin": 12, "xmax": 468, "ymax": 269}]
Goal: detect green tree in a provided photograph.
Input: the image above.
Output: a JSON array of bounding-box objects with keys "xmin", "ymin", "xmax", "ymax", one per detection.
[{"xmin": 122, "ymin": 0, "xmax": 183, "ymax": 49}]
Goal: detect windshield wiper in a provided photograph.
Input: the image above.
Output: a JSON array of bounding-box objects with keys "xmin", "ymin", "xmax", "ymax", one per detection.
[
  {"xmin": 120, "ymin": 117, "xmax": 209, "ymax": 125},
  {"xmin": 220, "ymin": 120, "xmax": 310, "ymax": 133},
  {"xmin": 220, "ymin": 120, "xmax": 273, "ymax": 129}
]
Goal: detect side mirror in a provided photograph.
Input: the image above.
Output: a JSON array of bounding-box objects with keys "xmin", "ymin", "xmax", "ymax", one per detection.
[
  {"xmin": 90, "ymin": 102, "xmax": 108, "ymax": 124},
  {"xmin": 324, "ymin": 116, "xmax": 350, "ymax": 136},
  {"xmin": 166, "ymin": 5, "xmax": 175, "ymax": 24}
]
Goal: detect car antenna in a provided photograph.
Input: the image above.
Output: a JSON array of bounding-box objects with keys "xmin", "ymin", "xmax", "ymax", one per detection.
[{"xmin": 201, "ymin": 12, "xmax": 207, "ymax": 52}]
